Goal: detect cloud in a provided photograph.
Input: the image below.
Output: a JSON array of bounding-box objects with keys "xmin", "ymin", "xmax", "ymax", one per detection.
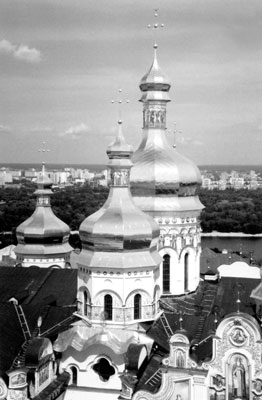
[
  {"xmin": 60, "ymin": 123, "xmax": 89, "ymax": 139},
  {"xmin": 176, "ymin": 131, "xmax": 203, "ymax": 147},
  {"xmin": 29, "ymin": 126, "xmax": 54, "ymax": 134},
  {"xmin": 0, "ymin": 39, "xmax": 15, "ymax": 53},
  {"xmin": 0, "ymin": 39, "xmax": 42, "ymax": 63},
  {"xmin": 0, "ymin": 124, "xmax": 11, "ymax": 134}
]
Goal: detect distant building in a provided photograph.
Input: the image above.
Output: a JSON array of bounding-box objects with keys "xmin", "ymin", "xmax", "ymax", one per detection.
[{"xmin": 24, "ymin": 169, "xmax": 38, "ymax": 180}]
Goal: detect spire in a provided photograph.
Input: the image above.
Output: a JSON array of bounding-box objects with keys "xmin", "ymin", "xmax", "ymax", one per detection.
[
  {"xmin": 106, "ymin": 120, "xmax": 133, "ymax": 188},
  {"xmin": 140, "ymin": 9, "xmax": 170, "ymax": 104},
  {"xmin": 107, "ymin": 90, "xmax": 133, "ymax": 187},
  {"xmin": 36, "ymin": 142, "xmax": 52, "ymax": 190}
]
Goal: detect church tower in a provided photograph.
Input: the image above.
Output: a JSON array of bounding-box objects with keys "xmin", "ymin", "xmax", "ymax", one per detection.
[
  {"xmin": 56, "ymin": 120, "xmax": 161, "ymax": 399},
  {"xmin": 72, "ymin": 119, "xmax": 161, "ymax": 326},
  {"xmin": 130, "ymin": 16, "xmax": 204, "ymax": 296},
  {"xmin": 15, "ymin": 163, "xmax": 72, "ymax": 268}
]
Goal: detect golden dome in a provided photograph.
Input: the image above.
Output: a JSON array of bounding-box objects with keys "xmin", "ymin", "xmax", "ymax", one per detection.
[
  {"xmin": 140, "ymin": 45, "xmax": 171, "ymax": 92},
  {"xmin": 131, "ymin": 130, "xmax": 202, "ymax": 197},
  {"xmin": 130, "ymin": 46, "xmax": 203, "ymax": 215},
  {"xmin": 78, "ymin": 121, "xmax": 161, "ymax": 269},
  {"xmin": 15, "ymin": 164, "xmax": 71, "ymax": 257}
]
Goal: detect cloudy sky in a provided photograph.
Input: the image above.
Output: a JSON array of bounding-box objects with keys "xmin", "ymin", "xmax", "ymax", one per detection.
[{"xmin": 0, "ymin": 0, "xmax": 262, "ymax": 165}]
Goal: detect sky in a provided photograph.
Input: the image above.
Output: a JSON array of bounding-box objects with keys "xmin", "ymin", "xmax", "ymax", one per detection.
[{"xmin": 0, "ymin": 0, "xmax": 262, "ymax": 166}]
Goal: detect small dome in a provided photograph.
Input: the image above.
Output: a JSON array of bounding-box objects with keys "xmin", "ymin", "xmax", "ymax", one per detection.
[
  {"xmin": 107, "ymin": 120, "xmax": 133, "ymax": 157},
  {"xmin": 36, "ymin": 163, "xmax": 53, "ymax": 188},
  {"xmin": 16, "ymin": 207, "xmax": 70, "ymax": 241},
  {"xmin": 140, "ymin": 45, "xmax": 171, "ymax": 93},
  {"xmin": 15, "ymin": 164, "xmax": 72, "ymax": 257}
]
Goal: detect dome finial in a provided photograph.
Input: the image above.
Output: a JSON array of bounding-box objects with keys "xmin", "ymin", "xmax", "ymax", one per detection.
[{"xmin": 147, "ymin": 8, "xmax": 164, "ymax": 50}]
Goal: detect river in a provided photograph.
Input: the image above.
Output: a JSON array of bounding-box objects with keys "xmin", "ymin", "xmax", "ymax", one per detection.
[{"xmin": 201, "ymin": 236, "xmax": 262, "ymax": 263}]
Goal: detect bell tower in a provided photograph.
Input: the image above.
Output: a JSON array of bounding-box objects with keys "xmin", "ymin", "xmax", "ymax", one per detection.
[{"xmin": 130, "ymin": 10, "xmax": 204, "ymax": 296}]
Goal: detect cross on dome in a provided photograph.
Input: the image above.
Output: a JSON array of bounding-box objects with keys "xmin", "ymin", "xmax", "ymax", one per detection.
[
  {"xmin": 147, "ymin": 8, "xmax": 164, "ymax": 49},
  {"xmin": 168, "ymin": 123, "xmax": 182, "ymax": 149},
  {"xmin": 111, "ymin": 88, "xmax": 129, "ymax": 123},
  {"xmin": 38, "ymin": 141, "xmax": 50, "ymax": 172}
]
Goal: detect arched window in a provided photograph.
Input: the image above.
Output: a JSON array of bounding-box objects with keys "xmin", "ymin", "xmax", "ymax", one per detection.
[
  {"xmin": 184, "ymin": 253, "xmax": 189, "ymax": 291},
  {"xmin": 176, "ymin": 350, "xmax": 185, "ymax": 368},
  {"xmin": 104, "ymin": 294, "xmax": 113, "ymax": 320},
  {"xmin": 163, "ymin": 254, "xmax": 170, "ymax": 293},
  {"xmin": 134, "ymin": 294, "xmax": 141, "ymax": 320},
  {"xmin": 70, "ymin": 366, "xmax": 77, "ymax": 385},
  {"xmin": 84, "ymin": 290, "xmax": 88, "ymax": 316}
]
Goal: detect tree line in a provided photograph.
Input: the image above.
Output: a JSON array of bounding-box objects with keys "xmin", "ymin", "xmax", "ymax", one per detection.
[
  {"xmin": 199, "ymin": 188, "xmax": 262, "ymax": 234},
  {"xmin": 0, "ymin": 184, "xmax": 261, "ymax": 248}
]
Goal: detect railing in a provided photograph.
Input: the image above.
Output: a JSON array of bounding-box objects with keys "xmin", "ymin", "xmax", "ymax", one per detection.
[{"xmin": 83, "ymin": 302, "xmax": 160, "ymax": 323}]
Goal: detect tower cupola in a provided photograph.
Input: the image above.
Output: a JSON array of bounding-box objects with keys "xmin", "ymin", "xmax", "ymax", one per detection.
[
  {"xmin": 140, "ymin": 44, "xmax": 171, "ymax": 101},
  {"xmin": 15, "ymin": 163, "xmax": 72, "ymax": 268}
]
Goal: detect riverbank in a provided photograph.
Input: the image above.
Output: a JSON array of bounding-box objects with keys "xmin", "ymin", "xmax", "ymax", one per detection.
[{"xmin": 201, "ymin": 231, "xmax": 262, "ymax": 238}]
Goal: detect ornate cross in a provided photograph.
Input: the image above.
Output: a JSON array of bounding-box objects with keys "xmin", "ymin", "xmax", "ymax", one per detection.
[
  {"xmin": 111, "ymin": 88, "xmax": 129, "ymax": 123},
  {"xmin": 147, "ymin": 8, "xmax": 164, "ymax": 47},
  {"xmin": 38, "ymin": 141, "xmax": 50, "ymax": 165},
  {"xmin": 169, "ymin": 123, "xmax": 182, "ymax": 148}
]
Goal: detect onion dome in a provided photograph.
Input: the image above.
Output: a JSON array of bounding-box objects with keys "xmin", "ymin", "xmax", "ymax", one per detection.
[
  {"xmin": 140, "ymin": 44, "xmax": 171, "ymax": 102},
  {"xmin": 15, "ymin": 163, "xmax": 72, "ymax": 258},
  {"xmin": 78, "ymin": 120, "xmax": 161, "ymax": 269},
  {"xmin": 130, "ymin": 45, "xmax": 203, "ymax": 214}
]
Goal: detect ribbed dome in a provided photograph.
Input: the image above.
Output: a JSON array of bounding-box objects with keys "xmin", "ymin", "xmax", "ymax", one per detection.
[
  {"xmin": 16, "ymin": 207, "xmax": 70, "ymax": 242},
  {"xmin": 131, "ymin": 130, "xmax": 202, "ymax": 197},
  {"xmin": 15, "ymin": 164, "xmax": 71, "ymax": 256},
  {"xmin": 80, "ymin": 188, "xmax": 160, "ymax": 251},
  {"xmin": 78, "ymin": 121, "xmax": 161, "ymax": 269}
]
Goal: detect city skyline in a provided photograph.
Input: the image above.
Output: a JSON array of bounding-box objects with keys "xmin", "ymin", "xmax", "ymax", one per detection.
[{"xmin": 1, "ymin": 0, "xmax": 262, "ymax": 165}]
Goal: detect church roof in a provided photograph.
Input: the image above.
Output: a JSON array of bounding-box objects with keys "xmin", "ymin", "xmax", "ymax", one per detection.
[
  {"xmin": 148, "ymin": 277, "xmax": 259, "ymax": 352},
  {"xmin": 0, "ymin": 267, "xmax": 78, "ymax": 377},
  {"xmin": 0, "ymin": 266, "xmax": 77, "ymax": 306},
  {"xmin": 200, "ymin": 247, "xmax": 251, "ymax": 276},
  {"xmin": 134, "ymin": 274, "xmax": 261, "ymax": 394}
]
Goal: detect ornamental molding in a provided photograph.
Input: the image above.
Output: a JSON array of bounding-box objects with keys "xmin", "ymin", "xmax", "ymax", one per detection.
[
  {"xmin": 209, "ymin": 316, "xmax": 262, "ymax": 375},
  {"xmin": 132, "ymin": 372, "xmax": 176, "ymax": 400},
  {"xmin": 155, "ymin": 217, "xmax": 198, "ymax": 226}
]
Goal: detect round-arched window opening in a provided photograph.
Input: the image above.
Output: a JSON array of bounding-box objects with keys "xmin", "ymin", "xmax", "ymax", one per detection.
[
  {"xmin": 70, "ymin": 366, "xmax": 78, "ymax": 385},
  {"xmin": 163, "ymin": 254, "xmax": 170, "ymax": 293},
  {"xmin": 92, "ymin": 358, "xmax": 115, "ymax": 382}
]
